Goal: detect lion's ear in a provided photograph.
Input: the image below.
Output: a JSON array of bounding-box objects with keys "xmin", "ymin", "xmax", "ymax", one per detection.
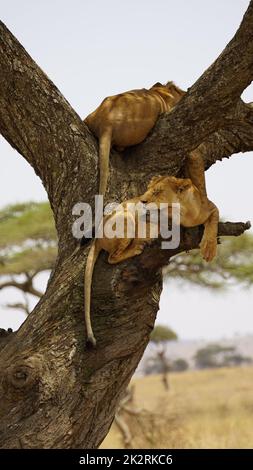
[
  {"xmin": 151, "ymin": 82, "xmax": 163, "ymax": 89},
  {"xmin": 165, "ymin": 81, "xmax": 185, "ymax": 97},
  {"xmin": 175, "ymin": 179, "xmax": 192, "ymax": 193},
  {"xmin": 148, "ymin": 175, "xmax": 163, "ymax": 188}
]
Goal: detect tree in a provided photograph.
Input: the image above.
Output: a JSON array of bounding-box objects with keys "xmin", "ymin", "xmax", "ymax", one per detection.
[
  {"xmin": 164, "ymin": 233, "xmax": 253, "ymax": 289},
  {"xmin": 194, "ymin": 344, "xmax": 252, "ymax": 369},
  {"xmin": 171, "ymin": 359, "xmax": 189, "ymax": 373},
  {"xmin": 0, "ymin": 202, "xmax": 57, "ymax": 306},
  {"xmin": 150, "ymin": 325, "xmax": 178, "ymax": 343},
  {"xmin": 145, "ymin": 325, "xmax": 178, "ymax": 390},
  {"xmin": 222, "ymin": 353, "xmax": 252, "ymax": 367},
  {"xmin": 194, "ymin": 344, "xmax": 234, "ymax": 369},
  {"xmin": 0, "ymin": 2, "xmax": 253, "ymax": 446},
  {"xmin": 0, "ymin": 202, "xmax": 57, "ymax": 314}
]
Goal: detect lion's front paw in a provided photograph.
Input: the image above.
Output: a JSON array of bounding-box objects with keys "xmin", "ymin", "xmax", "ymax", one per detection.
[{"xmin": 200, "ymin": 237, "xmax": 217, "ymax": 262}]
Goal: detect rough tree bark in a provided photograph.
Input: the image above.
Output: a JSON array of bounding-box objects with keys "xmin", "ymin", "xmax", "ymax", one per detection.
[{"xmin": 0, "ymin": 2, "xmax": 253, "ymax": 448}]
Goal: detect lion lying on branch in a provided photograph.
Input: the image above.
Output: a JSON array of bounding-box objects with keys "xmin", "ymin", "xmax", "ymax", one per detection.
[
  {"xmin": 84, "ymin": 81, "xmax": 185, "ymax": 197},
  {"xmin": 84, "ymin": 175, "xmax": 219, "ymax": 347}
]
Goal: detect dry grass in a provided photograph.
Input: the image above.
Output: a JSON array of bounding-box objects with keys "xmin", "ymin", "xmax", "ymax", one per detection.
[{"xmin": 101, "ymin": 366, "xmax": 253, "ymax": 449}]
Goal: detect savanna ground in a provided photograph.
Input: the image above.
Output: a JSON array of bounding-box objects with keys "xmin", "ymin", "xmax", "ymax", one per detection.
[{"xmin": 101, "ymin": 367, "xmax": 253, "ymax": 449}]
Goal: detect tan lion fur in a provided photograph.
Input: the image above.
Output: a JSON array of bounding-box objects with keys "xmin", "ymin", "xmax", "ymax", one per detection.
[
  {"xmin": 84, "ymin": 175, "xmax": 219, "ymax": 346},
  {"xmin": 84, "ymin": 82, "xmax": 185, "ymax": 196}
]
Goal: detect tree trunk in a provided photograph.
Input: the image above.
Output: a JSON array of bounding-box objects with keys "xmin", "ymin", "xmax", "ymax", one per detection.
[{"xmin": 0, "ymin": 2, "xmax": 253, "ymax": 448}]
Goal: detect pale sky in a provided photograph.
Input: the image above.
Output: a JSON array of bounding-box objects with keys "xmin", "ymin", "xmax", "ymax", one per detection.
[{"xmin": 0, "ymin": 0, "xmax": 252, "ymax": 339}]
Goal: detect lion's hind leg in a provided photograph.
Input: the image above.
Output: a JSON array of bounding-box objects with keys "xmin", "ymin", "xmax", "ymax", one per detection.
[{"xmin": 186, "ymin": 147, "xmax": 207, "ymax": 201}]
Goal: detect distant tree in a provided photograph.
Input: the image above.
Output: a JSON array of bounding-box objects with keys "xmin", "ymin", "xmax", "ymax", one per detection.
[
  {"xmin": 150, "ymin": 325, "xmax": 178, "ymax": 343},
  {"xmin": 194, "ymin": 344, "xmax": 234, "ymax": 369},
  {"xmin": 222, "ymin": 353, "xmax": 252, "ymax": 367},
  {"xmin": 164, "ymin": 233, "xmax": 253, "ymax": 289},
  {"xmin": 194, "ymin": 343, "xmax": 251, "ymax": 369},
  {"xmin": 0, "ymin": 202, "xmax": 57, "ymax": 312},
  {"xmin": 171, "ymin": 358, "xmax": 189, "ymax": 372},
  {"xmin": 145, "ymin": 325, "xmax": 178, "ymax": 390}
]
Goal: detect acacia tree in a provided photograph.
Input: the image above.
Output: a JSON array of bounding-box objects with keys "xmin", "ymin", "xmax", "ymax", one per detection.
[
  {"xmin": 145, "ymin": 325, "xmax": 178, "ymax": 390},
  {"xmin": 0, "ymin": 202, "xmax": 56, "ymax": 314},
  {"xmin": 0, "ymin": 2, "xmax": 253, "ymax": 447}
]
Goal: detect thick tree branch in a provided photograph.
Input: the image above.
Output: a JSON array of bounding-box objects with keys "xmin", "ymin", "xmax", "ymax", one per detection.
[
  {"xmin": 119, "ymin": 100, "xmax": 253, "ymax": 191},
  {"xmin": 200, "ymin": 101, "xmax": 253, "ymax": 169},
  {"xmin": 114, "ymin": 221, "xmax": 251, "ymax": 294}
]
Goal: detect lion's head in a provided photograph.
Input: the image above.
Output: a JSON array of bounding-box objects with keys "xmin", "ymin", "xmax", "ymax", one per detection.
[
  {"xmin": 151, "ymin": 81, "xmax": 185, "ymax": 102},
  {"xmin": 140, "ymin": 175, "xmax": 194, "ymax": 206}
]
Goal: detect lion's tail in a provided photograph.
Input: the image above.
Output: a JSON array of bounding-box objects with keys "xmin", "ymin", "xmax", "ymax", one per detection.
[
  {"xmin": 84, "ymin": 241, "xmax": 101, "ymax": 347},
  {"xmin": 98, "ymin": 128, "xmax": 112, "ymax": 196}
]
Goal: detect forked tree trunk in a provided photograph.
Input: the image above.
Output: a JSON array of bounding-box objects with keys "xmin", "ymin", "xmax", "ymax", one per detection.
[{"xmin": 0, "ymin": 2, "xmax": 253, "ymax": 448}]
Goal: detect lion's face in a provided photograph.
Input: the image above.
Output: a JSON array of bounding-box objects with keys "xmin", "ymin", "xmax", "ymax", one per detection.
[{"xmin": 140, "ymin": 175, "xmax": 195, "ymax": 206}]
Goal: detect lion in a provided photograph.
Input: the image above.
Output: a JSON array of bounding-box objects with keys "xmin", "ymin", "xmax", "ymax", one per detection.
[
  {"xmin": 84, "ymin": 175, "xmax": 219, "ymax": 347},
  {"xmin": 84, "ymin": 81, "xmax": 185, "ymax": 197}
]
